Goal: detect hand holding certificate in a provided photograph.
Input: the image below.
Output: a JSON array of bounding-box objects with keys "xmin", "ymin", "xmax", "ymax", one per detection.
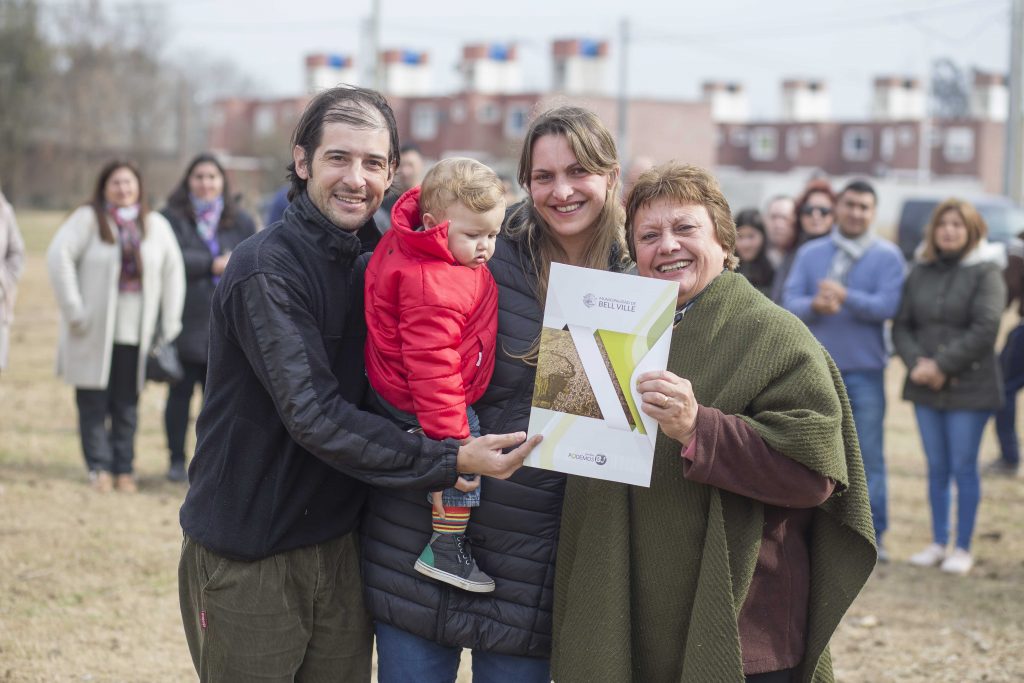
[{"xmin": 525, "ymin": 263, "xmax": 678, "ymax": 486}]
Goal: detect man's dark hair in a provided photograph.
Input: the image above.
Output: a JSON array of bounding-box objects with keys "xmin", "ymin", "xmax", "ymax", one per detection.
[
  {"xmin": 839, "ymin": 179, "xmax": 877, "ymax": 202},
  {"xmin": 399, "ymin": 142, "xmax": 421, "ymax": 156},
  {"xmin": 286, "ymin": 86, "xmax": 400, "ymax": 201}
]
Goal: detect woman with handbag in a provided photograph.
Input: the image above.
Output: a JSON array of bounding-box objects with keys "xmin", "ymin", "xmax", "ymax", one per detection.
[
  {"xmin": 47, "ymin": 160, "xmax": 185, "ymax": 493},
  {"xmin": 160, "ymin": 154, "xmax": 256, "ymax": 482}
]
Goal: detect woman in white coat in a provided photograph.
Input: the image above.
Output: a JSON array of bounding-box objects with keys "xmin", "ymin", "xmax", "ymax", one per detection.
[{"xmin": 47, "ymin": 160, "xmax": 185, "ymax": 493}]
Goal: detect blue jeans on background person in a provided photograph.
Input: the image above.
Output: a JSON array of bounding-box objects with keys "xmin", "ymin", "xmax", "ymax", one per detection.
[
  {"xmin": 913, "ymin": 405, "xmax": 990, "ymax": 550},
  {"xmin": 841, "ymin": 369, "xmax": 888, "ymax": 544},
  {"xmin": 994, "ymin": 323, "xmax": 1024, "ymax": 469},
  {"xmin": 374, "ymin": 622, "xmax": 550, "ymax": 683}
]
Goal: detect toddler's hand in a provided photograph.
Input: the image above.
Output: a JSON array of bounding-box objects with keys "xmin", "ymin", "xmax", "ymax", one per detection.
[
  {"xmin": 431, "ymin": 491, "xmax": 445, "ymax": 518},
  {"xmin": 454, "ymin": 475, "xmax": 480, "ymax": 494}
]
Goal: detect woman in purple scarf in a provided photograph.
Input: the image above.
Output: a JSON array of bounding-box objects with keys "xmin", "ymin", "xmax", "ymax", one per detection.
[{"xmin": 161, "ymin": 154, "xmax": 257, "ymax": 483}]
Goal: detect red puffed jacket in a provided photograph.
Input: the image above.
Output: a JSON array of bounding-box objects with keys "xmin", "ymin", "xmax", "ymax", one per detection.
[{"xmin": 364, "ymin": 186, "xmax": 498, "ymax": 440}]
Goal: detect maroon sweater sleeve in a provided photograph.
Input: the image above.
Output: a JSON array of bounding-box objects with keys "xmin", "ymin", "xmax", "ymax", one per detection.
[
  {"xmin": 681, "ymin": 406, "xmax": 835, "ymax": 507},
  {"xmin": 681, "ymin": 405, "xmax": 837, "ymax": 674}
]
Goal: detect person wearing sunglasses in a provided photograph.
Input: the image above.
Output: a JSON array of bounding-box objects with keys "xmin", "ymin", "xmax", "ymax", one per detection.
[
  {"xmin": 764, "ymin": 194, "xmax": 797, "ymax": 303},
  {"xmin": 795, "ymin": 179, "xmax": 837, "ymax": 246}
]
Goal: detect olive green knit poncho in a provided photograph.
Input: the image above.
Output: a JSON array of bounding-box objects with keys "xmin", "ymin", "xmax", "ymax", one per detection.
[{"xmin": 551, "ymin": 272, "xmax": 876, "ymax": 683}]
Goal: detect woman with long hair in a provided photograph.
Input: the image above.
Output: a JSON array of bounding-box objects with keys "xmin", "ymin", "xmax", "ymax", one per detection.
[
  {"xmin": 734, "ymin": 208, "xmax": 774, "ymax": 295},
  {"xmin": 161, "ymin": 153, "xmax": 256, "ymax": 482},
  {"xmin": 894, "ymin": 198, "xmax": 1006, "ymax": 575},
  {"xmin": 361, "ymin": 106, "xmax": 628, "ymax": 681},
  {"xmin": 47, "ymin": 160, "xmax": 185, "ymax": 492}
]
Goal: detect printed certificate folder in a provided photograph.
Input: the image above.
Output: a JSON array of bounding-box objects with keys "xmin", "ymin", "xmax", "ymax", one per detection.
[{"xmin": 525, "ymin": 263, "xmax": 677, "ymax": 487}]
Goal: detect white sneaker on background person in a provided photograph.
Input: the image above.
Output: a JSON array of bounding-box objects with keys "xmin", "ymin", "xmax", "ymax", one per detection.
[
  {"xmin": 908, "ymin": 543, "xmax": 946, "ymax": 567},
  {"xmin": 939, "ymin": 548, "xmax": 974, "ymax": 576}
]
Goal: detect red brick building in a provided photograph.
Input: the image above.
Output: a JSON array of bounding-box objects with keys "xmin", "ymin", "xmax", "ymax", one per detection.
[
  {"xmin": 706, "ymin": 71, "xmax": 1009, "ymax": 194},
  {"xmin": 206, "ymin": 41, "xmax": 715, "ymax": 192}
]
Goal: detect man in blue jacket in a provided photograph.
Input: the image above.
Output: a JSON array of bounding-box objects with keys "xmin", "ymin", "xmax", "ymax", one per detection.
[
  {"xmin": 783, "ymin": 179, "xmax": 905, "ymax": 562},
  {"xmin": 178, "ymin": 86, "xmax": 538, "ymax": 682}
]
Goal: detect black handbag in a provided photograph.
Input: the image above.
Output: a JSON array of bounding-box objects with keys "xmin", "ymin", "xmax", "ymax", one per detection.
[{"xmin": 146, "ymin": 336, "xmax": 184, "ymax": 384}]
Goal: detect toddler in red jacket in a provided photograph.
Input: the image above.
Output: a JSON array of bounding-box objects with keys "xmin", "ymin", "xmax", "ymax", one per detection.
[{"xmin": 364, "ymin": 158, "xmax": 504, "ymax": 592}]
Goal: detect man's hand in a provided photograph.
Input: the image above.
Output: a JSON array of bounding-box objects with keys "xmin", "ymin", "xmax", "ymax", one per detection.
[
  {"xmin": 818, "ymin": 279, "xmax": 848, "ymax": 305},
  {"xmin": 212, "ymin": 253, "xmax": 231, "ymax": 276},
  {"xmin": 811, "ymin": 279, "xmax": 844, "ymax": 315},
  {"xmin": 455, "ymin": 432, "xmax": 542, "ymax": 480}
]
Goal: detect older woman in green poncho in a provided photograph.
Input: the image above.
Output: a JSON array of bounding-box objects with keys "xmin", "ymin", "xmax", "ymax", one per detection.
[{"xmin": 551, "ymin": 164, "xmax": 876, "ymax": 683}]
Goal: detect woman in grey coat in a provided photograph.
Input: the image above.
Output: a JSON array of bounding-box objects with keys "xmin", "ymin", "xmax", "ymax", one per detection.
[
  {"xmin": 47, "ymin": 160, "xmax": 185, "ymax": 493},
  {"xmin": 893, "ymin": 198, "xmax": 1006, "ymax": 576}
]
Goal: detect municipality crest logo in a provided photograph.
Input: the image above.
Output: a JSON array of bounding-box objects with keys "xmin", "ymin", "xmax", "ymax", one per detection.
[{"xmin": 583, "ymin": 293, "xmax": 597, "ymax": 308}]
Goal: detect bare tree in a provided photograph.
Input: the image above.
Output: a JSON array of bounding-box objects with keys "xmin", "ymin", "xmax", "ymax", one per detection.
[
  {"xmin": 0, "ymin": 0, "xmax": 52, "ymax": 203},
  {"xmin": 931, "ymin": 58, "xmax": 971, "ymax": 120}
]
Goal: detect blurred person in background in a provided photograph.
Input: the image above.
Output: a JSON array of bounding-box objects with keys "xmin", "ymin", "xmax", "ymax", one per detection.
[
  {"xmin": 265, "ymin": 183, "xmax": 290, "ymax": 226},
  {"xmin": 498, "ymin": 173, "xmax": 520, "ymax": 205},
  {"xmin": 988, "ymin": 230, "xmax": 1024, "ymax": 477},
  {"xmin": 764, "ymin": 194, "xmax": 797, "ymax": 302},
  {"xmin": 47, "ymin": 160, "xmax": 185, "ymax": 493},
  {"xmin": 161, "ymin": 153, "xmax": 257, "ymax": 483},
  {"xmin": 734, "ymin": 208, "xmax": 774, "ymax": 296},
  {"xmin": 0, "ymin": 185, "xmax": 26, "ymax": 375},
  {"xmin": 894, "ymin": 199, "xmax": 1005, "ymax": 575},
  {"xmin": 397, "ymin": 143, "xmax": 427, "ymax": 190},
  {"xmin": 623, "ymin": 155, "xmax": 655, "ymax": 198},
  {"xmin": 783, "ymin": 179, "xmax": 905, "ymax": 562},
  {"xmin": 794, "ymin": 179, "xmax": 836, "ymax": 246},
  {"xmin": 373, "ymin": 143, "xmax": 427, "ymax": 233}
]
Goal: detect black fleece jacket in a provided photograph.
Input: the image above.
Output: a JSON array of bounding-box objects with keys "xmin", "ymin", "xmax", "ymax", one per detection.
[{"xmin": 180, "ymin": 192, "xmax": 460, "ymax": 561}]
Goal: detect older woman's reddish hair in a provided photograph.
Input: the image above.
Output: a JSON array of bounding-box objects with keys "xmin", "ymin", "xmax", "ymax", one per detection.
[
  {"xmin": 795, "ymin": 179, "xmax": 835, "ymax": 218},
  {"xmin": 625, "ymin": 163, "xmax": 738, "ymax": 270}
]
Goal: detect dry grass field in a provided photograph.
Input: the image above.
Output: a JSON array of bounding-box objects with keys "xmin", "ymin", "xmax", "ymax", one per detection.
[{"xmin": 1, "ymin": 211, "xmax": 1022, "ymax": 682}]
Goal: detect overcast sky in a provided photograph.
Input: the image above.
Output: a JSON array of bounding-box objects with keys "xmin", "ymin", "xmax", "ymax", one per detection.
[{"xmin": 160, "ymin": 0, "xmax": 1010, "ymax": 119}]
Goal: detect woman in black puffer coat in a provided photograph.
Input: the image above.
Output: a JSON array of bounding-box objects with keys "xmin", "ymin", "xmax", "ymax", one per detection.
[
  {"xmin": 160, "ymin": 154, "xmax": 256, "ymax": 482},
  {"xmin": 894, "ymin": 198, "xmax": 1005, "ymax": 577},
  {"xmin": 361, "ymin": 106, "xmax": 630, "ymax": 681}
]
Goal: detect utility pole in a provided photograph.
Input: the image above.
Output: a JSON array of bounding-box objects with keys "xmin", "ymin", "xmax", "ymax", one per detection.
[
  {"xmin": 917, "ymin": 30, "xmax": 933, "ymax": 185},
  {"xmin": 369, "ymin": 0, "xmax": 383, "ymax": 91},
  {"xmin": 617, "ymin": 17, "xmax": 630, "ymax": 164},
  {"xmin": 1004, "ymin": 0, "xmax": 1024, "ymax": 201}
]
